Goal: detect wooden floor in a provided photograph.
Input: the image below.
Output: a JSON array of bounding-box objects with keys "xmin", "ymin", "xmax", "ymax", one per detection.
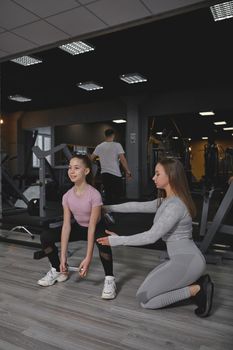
[{"xmin": 0, "ymin": 232, "xmax": 233, "ymax": 350}]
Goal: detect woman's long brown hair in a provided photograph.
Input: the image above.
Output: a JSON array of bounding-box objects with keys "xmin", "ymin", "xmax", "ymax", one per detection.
[{"xmin": 157, "ymin": 158, "xmax": 196, "ymax": 218}]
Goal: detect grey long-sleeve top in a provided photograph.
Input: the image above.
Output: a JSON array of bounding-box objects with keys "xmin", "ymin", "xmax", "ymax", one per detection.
[{"xmin": 105, "ymin": 197, "xmax": 193, "ymax": 247}]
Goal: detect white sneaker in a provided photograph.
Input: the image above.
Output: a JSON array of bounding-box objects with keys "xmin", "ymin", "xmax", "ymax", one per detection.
[
  {"xmin": 37, "ymin": 267, "xmax": 68, "ymax": 287},
  {"xmin": 102, "ymin": 276, "xmax": 116, "ymax": 299}
]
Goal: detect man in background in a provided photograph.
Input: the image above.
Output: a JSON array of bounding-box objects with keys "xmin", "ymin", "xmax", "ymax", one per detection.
[{"xmin": 91, "ymin": 128, "xmax": 132, "ymax": 204}]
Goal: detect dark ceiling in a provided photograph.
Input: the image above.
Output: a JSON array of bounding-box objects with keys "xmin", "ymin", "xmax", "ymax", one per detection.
[{"xmin": 1, "ymin": 5, "xmax": 233, "ymax": 140}]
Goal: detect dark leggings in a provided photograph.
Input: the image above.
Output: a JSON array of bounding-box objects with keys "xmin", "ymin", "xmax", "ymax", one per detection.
[
  {"xmin": 40, "ymin": 220, "xmax": 113, "ymax": 276},
  {"xmin": 101, "ymin": 173, "xmax": 122, "ymax": 204}
]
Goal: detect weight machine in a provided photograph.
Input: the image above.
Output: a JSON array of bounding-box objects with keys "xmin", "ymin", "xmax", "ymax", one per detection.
[
  {"xmin": 0, "ymin": 144, "xmax": 72, "ymax": 243},
  {"xmin": 160, "ymin": 182, "xmax": 233, "ymax": 264},
  {"xmin": 200, "ymin": 181, "xmax": 233, "ymax": 263},
  {"xmin": 1, "ymin": 154, "xmax": 29, "ymax": 210},
  {"xmin": 32, "ymin": 143, "xmax": 72, "ymax": 217}
]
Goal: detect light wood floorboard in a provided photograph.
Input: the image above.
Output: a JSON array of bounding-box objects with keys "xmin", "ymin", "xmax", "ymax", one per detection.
[{"xmin": 0, "ymin": 232, "xmax": 233, "ymax": 350}]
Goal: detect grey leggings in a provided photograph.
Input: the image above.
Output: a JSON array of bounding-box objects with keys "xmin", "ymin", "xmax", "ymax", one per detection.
[{"xmin": 136, "ymin": 239, "xmax": 206, "ymax": 309}]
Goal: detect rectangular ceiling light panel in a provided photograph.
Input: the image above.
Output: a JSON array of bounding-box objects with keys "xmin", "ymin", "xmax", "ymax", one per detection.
[
  {"xmin": 11, "ymin": 56, "xmax": 42, "ymax": 66},
  {"xmin": 199, "ymin": 111, "xmax": 215, "ymax": 116},
  {"xmin": 59, "ymin": 41, "xmax": 94, "ymax": 55},
  {"xmin": 210, "ymin": 1, "xmax": 233, "ymax": 21},
  {"xmin": 214, "ymin": 121, "xmax": 227, "ymax": 125},
  {"xmin": 120, "ymin": 73, "xmax": 147, "ymax": 84},
  {"xmin": 113, "ymin": 119, "xmax": 126, "ymax": 123},
  {"xmin": 8, "ymin": 95, "xmax": 32, "ymax": 102},
  {"xmin": 77, "ymin": 82, "xmax": 103, "ymax": 91},
  {"xmin": 223, "ymin": 127, "xmax": 233, "ymax": 130}
]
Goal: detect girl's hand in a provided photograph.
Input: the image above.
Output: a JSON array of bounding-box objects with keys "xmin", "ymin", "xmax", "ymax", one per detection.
[
  {"xmin": 79, "ymin": 257, "xmax": 91, "ymax": 278},
  {"xmin": 97, "ymin": 230, "xmax": 118, "ymax": 246},
  {"xmin": 60, "ymin": 259, "xmax": 68, "ymax": 273}
]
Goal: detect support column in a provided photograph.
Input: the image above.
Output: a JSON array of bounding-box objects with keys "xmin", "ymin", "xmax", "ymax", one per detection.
[
  {"xmin": 125, "ymin": 98, "xmax": 141, "ymax": 199},
  {"xmin": 17, "ymin": 116, "xmax": 25, "ymax": 176},
  {"xmin": 141, "ymin": 115, "xmax": 149, "ymax": 194},
  {"xmin": 0, "ymin": 121, "xmax": 1, "ymax": 220}
]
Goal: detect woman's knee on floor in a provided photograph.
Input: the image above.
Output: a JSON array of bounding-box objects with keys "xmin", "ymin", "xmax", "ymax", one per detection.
[
  {"xmin": 136, "ymin": 288, "xmax": 163, "ymax": 309},
  {"xmin": 136, "ymin": 277, "xmax": 162, "ymax": 305},
  {"xmin": 136, "ymin": 282, "xmax": 153, "ymax": 304},
  {"xmin": 136, "ymin": 289, "xmax": 149, "ymax": 304}
]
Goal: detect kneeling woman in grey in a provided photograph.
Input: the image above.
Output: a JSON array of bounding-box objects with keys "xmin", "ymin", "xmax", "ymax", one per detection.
[{"xmin": 97, "ymin": 158, "xmax": 214, "ymax": 317}]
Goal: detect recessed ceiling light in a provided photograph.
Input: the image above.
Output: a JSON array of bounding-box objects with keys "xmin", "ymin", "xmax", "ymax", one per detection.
[
  {"xmin": 8, "ymin": 95, "xmax": 32, "ymax": 102},
  {"xmin": 202, "ymin": 137, "xmax": 208, "ymax": 139},
  {"xmin": 10, "ymin": 55, "xmax": 42, "ymax": 66},
  {"xmin": 223, "ymin": 127, "xmax": 233, "ymax": 130},
  {"xmin": 112, "ymin": 119, "xmax": 126, "ymax": 123},
  {"xmin": 210, "ymin": 1, "xmax": 233, "ymax": 21},
  {"xmin": 59, "ymin": 41, "xmax": 94, "ymax": 55},
  {"xmin": 172, "ymin": 136, "xmax": 178, "ymax": 139},
  {"xmin": 156, "ymin": 132, "xmax": 163, "ymax": 135},
  {"xmin": 188, "ymin": 138, "xmax": 192, "ymax": 141},
  {"xmin": 77, "ymin": 82, "xmax": 103, "ymax": 91},
  {"xmin": 119, "ymin": 73, "xmax": 147, "ymax": 84},
  {"xmin": 199, "ymin": 111, "xmax": 215, "ymax": 116},
  {"xmin": 214, "ymin": 121, "xmax": 227, "ymax": 125}
]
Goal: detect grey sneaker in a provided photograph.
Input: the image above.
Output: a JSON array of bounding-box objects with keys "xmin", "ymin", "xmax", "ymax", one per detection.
[
  {"xmin": 37, "ymin": 267, "xmax": 68, "ymax": 287},
  {"xmin": 102, "ymin": 276, "xmax": 116, "ymax": 299}
]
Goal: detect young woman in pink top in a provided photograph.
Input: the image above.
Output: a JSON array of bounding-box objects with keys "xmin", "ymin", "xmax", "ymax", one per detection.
[{"xmin": 37, "ymin": 154, "xmax": 116, "ymax": 299}]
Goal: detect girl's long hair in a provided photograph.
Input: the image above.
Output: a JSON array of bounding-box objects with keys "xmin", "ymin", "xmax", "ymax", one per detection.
[
  {"xmin": 157, "ymin": 158, "xmax": 196, "ymax": 218},
  {"xmin": 70, "ymin": 154, "xmax": 94, "ymax": 185}
]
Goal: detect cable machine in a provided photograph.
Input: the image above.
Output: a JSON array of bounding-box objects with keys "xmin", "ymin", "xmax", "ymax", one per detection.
[
  {"xmin": 32, "ymin": 143, "xmax": 72, "ymax": 217},
  {"xmin": 200, "ymin": 181, "xmax": 233, "ymax": 262}
]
